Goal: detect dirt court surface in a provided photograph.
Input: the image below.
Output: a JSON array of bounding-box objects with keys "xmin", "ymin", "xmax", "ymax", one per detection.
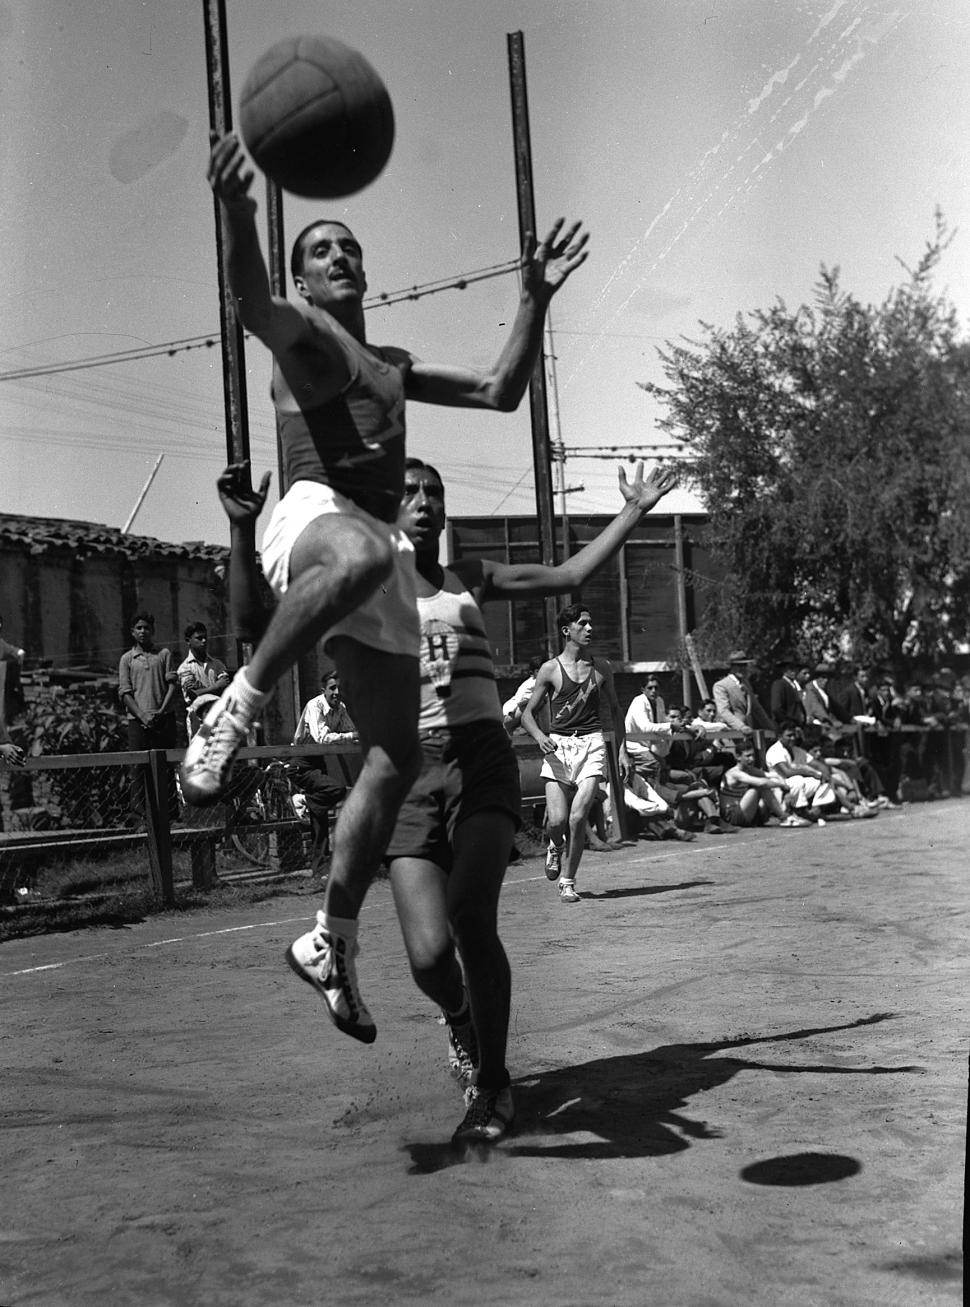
[{"xmin": 1, "ymin": 802, "xmax": 965, "ymax": 1307}]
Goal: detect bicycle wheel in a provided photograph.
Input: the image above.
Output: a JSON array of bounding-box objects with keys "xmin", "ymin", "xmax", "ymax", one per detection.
[{"xmin": 229, "ymin": 829, "xmax": 271, "ymax": 867}]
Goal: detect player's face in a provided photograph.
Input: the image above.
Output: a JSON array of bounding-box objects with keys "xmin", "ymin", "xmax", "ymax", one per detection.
[
  {"xmin": 188, "ymin": 630, "xmax": 208, "ymax": 658},
  {"xmin": 699, "ymin": 702, "xmax": 716, "ymax": 720},
  {"xmin": 323, "ymin": 678, "xmax": 341, "ymax": 708},
  {"xmin": 295, "ymin": 223, "xmax": 366, "ymax": 308},
  {"xmin": 566, "ymin": 612, "xmax": 592, "ymax": 646},
  {"xmin": 399, "ymin": 469, "xmax": 445, "ymax": 549},
  {"xmin": 131, "ymin": 620, "xmax": 153, "ymax": 647}
]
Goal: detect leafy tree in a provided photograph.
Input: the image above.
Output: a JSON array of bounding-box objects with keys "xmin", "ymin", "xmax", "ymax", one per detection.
[{"xmin": 642, "ymin": 214, "xmax": 970, "ymax": 674}]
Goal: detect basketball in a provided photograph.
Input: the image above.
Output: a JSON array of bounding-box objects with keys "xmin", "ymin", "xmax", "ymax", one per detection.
[{"xmin": 239, "ymin": 35, "xmax": 394, "ymax": 199}]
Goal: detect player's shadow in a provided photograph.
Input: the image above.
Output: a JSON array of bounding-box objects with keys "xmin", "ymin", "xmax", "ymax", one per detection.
[
  {"xmin": 582, "ymin": 879, "xmax": 714, "ymax": 901},
  {"xmin": 506, "ymin": 1012, "xmax": 919, "ymax": 1161},
  {"xmin": 402, "ymin": 1013, "xmax": 916, "ymax": 1175}
]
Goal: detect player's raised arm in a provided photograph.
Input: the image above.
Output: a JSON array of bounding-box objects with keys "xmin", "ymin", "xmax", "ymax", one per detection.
[
  {"xmin": 468, "ymin": 462, "xmax": 678, "ymax": 602},
  {"xmin": 404, "ymin": 218, "xmax": 589, "ymax": 410},
  {"xmin": 207, "ymin": 132, "xmax": 307, "ymax": 350}
]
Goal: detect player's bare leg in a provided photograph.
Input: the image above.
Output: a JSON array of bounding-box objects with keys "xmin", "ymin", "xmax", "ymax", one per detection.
[
  {"xmin": 558, "ymin": 776, "xmax": 600, "ymax": 901},
  {"xmin": 287, "ymin": 642, "xmax": 421, "ymax": 1043},
  {"xmin": 180, "ymin": 514, "xmax": 392, "ymax": 805}
]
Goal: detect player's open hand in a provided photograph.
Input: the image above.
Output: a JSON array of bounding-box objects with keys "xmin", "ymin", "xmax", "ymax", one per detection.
[
  {"xmin": 617, "ymin": 461, "xmax": 679, "ymax": 513},
  {"xmin": 207, "ymin": 131, "xmax": 257, "ymax": 213},
  {"xmin": 217, "ymin": 461, "xmax": 271, "ymax": 525},
  {"xmin": 0, "ymin": 742, "xmax": 24, "ymax": 768},
  {"xmin": 521, "ymin": 219, "xmax": 589, "ymax": 298}
]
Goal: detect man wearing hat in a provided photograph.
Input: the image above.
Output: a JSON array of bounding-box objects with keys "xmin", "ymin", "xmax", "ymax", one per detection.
[
  {"xmin": 712, "ymin": 651, "xmax": 775, "ymax": 736},
  {"xmin": 803, "ymin": 662, "xmax": 851, "ymax": 747}
]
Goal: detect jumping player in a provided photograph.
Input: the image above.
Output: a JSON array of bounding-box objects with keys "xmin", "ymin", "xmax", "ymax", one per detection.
[{"xmin": 186, "ymin": 132, "xmax": 589, "ymax": 1044}]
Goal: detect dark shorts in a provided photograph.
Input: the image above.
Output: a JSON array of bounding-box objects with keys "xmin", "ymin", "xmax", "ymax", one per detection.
[{"xmin": 385, "ymin": 720, "xmax": 522, "ymax": 872}]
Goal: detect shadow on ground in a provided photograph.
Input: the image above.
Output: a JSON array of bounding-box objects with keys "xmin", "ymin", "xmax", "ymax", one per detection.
[{"xmin": 403, "ymin": 1013, "xmax": 922, "ymax": 1175}]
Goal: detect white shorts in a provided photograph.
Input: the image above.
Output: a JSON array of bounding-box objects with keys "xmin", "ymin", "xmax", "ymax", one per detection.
[
  {"xmin": 540, "ymin": 731, "xmax": 607, "ymax": 788},
  {"xmin": 260, "ymin": 480, "xmax": 419, "ymax": 658}
]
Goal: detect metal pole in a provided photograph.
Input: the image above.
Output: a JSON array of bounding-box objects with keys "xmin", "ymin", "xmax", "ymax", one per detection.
[
  {"xmin": 202, "ymin": 0, "xmax": 251, "ymax": 466},
  {"xmin": 507, "ymin": 30, "xmax": 558, "ymax": 655},
  {"xmin": 265, "ymin": 177, "xmax": 303, "ymax": 732},
  {"xmin": 122, "ymin": 454, "xmax": 164, "ymax": 533},
  {"xmin": 545, "ymin": 313, "xmax": 570, "ymax": 563},
  {"xmin": 673, "ymin": 515, "xmax": 693, "ymax": 708}
]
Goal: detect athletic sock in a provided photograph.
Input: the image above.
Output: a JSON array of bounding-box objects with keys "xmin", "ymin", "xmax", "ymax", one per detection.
[
  {"xmin": 320, "ymin": 911, "xmax": 358, "ymax": 941},
  {"xmin": 229, "ymin": 667, "xmax": 270, "ymax": 721}
]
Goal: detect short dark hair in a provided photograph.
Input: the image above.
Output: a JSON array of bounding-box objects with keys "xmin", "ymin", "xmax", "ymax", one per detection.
[
  {"xmin": 289, "ymin": 219, "xmax": 358, "ymax": 282},
  {"xmin": 700, "ymin": 698, "xmax": 716, "ymax": 711},
  {"xmin": 184, "ymin": 621, "xmax": 207, "ymax": 641},
  {"xmin": 131, "ymin": 611, "xmax": 154, "ymax": 628},
  {"xmin": 404, "ymin": 456, "xmax": 444, "ymax": 487},
  {"xmin": 667, "ymin": 703, "xmax": 687, "ymax": 716},
  {"xmin": 557, "ymin": 602, "xmax": 589, "ymax": 633},
  {"xmin": 779, "ymin": 718, "xmax": 801, "ymax": 732}
]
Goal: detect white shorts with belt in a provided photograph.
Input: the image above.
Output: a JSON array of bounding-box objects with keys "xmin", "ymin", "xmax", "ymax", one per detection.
[
  {"xmin": 540, "ymin": 731, "xmax": 607, "ymax": 788},
  {"xmin": 260, "ymin": 480, "xmax": 419, "ymax": 658}
]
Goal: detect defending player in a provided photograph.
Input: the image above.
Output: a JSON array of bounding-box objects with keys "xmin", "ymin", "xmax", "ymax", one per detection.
[
  {"xmin": 187, "ymin": 133, "xmax": 588, "ymax": 1044},
  {"xmin": 389, "ymin": 457, "xmax": 677, "ymax": 1142}
]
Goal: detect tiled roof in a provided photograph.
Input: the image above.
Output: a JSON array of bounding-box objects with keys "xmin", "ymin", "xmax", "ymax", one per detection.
[{"xmin": 0, "ymin": 513, "xmax": 229, "ymax": 563}]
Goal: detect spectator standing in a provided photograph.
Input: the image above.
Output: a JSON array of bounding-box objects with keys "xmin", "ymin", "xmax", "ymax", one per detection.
[
  {"xmin": 867, "ymin": 673, "xmax": 903, "ymax": 804},
  {"xmin": 802, "ymin": 662, "xmax": 851, "ymax": 743},
  {"xmin": 712, "ymin": 651, "xmax": 775, "ymax": 736},
  {"xmin": 118, "ymin": 613, "xmax": 179, "ymax": 824},
  {"xmin": 770, "ymin": 657, "xmax": 807, "ymax": 728},
  {"xmin": 290, "ymin": 672, "xmax": 357, "ymax": 878},
  {"xmin": 177, "ymin": 622, "xmax": 232, "ymax": 738},
  {"xmin": 0, "ymin": 613, "xmax": 30, "ymax": 818}
]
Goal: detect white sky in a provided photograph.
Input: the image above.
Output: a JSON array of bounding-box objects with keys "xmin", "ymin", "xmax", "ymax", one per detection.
[{"xmin": 2, "ymin": 0, "xmax": 967, "ymax": 545}]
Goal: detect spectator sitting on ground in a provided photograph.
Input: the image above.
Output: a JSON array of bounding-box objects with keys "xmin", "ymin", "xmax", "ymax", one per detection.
[
  {"xmin": 687, "ymin": 697, "xmax": 739, "ymax": 775},
  {"xmin": 712, "ymin": 651, "xmax": 776, "ymax": 737},
  {"xmin": 764, "ymin": 720, "xmax": 839, "ymax": 823},
  {"xmin": 663, "ymin": 704, "xmax": 737, "ymax": 833},
  {"xmin": 719, "ymin": 741, "xmax": 797, "ymax": 827},
  {"xmin": 177, "ymin": 622, "xmax": 232, "ymax": 738},
  {"xmin": 770, "ymin": 656, "xmax": 808, "ymax": 729}
]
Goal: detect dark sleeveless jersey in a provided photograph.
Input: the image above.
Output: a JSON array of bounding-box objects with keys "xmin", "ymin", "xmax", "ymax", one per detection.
[
  {"xmin": 549, "ymin": 659, "xmax": 601, "ymax": 736},
  {"xmin": 272, "ymin": 308, "xmax": 411, "ymax": 523}
]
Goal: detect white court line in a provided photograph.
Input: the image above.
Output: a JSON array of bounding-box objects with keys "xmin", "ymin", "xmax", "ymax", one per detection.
[{"xmin": 2, "ymin": 846, "xmax": 725, "ymax": 978}]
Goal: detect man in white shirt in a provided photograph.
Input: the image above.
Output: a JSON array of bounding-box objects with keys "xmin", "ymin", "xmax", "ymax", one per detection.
[
  {"xmin": 764, "ymin": 721, "xmax": 837, "ymax": 821},
  {"xmin": 623, "ymin": 673, "xmax": 668, "ymax": 780},
  {"xmin": 290, "ymin": 673, "xmax": 358, "ymax": 877}
]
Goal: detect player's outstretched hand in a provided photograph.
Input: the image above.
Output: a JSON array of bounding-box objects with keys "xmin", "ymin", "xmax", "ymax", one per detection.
[
  {"xmin": 618, "ymin": 461, "xmax": 679, "ymax": 513},
  {"xmin": 521, "ymin": 219, "xmax": 589, "ymax": 298},
  {"xmin": 207, "ymin": 131, "xmax": 257, "ymax": 213},
  {"xmin": 217, "ymin": 461, "xmax": 271, "ymax": 525}
]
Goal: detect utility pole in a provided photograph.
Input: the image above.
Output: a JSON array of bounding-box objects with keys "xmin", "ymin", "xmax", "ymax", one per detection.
[
  {"xmin": 507, "ymin": 31, "xmax": 559, "ymax": 656},
  {"xmin": 201, "ymin": 0, "xmax": 250, "ymax": 467}
]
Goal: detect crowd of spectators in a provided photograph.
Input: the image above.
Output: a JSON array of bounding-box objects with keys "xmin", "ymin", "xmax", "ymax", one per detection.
[{"xmin": 610, "ymin": 653, "xmax": 969, "ymax": 843}]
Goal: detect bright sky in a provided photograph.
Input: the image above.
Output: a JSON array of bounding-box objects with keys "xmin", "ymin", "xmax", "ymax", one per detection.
[{"xmin": 2, "ymin": 0, "xmax": 967, "ymax": 545}]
